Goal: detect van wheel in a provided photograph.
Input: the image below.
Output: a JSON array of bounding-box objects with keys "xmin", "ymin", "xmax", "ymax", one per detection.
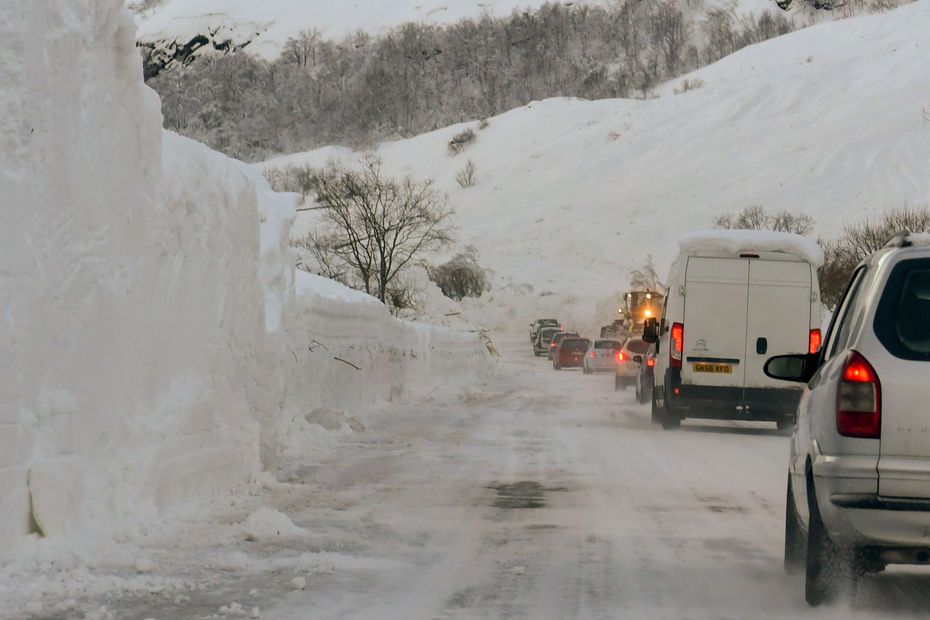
[
  {"xmin": 805, "ymin": 477, "xmax": 844, "ymax": 606},
  {"xmin": 661, "ymin": 414, "xmax": 681, "ymax": 430},
  {"xmin": 784, "ymin": 477, "xmax": 805, "ymax": 574}
]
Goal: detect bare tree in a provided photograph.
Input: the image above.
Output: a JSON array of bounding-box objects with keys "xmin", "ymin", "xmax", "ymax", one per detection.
[
  {"xmin": 715, "ymin": 205, "xmax": 814, "ymax": 236},
  {"xmin": 652, "ymin": 2, "xmax": 690, "ymax": 74},
  {"xmin": 629, "ymin": 255, "xmax": 667, "ymax": 292},
  {"xmin": 820, "ymin": 207, "xmax": 930, "ymax": 308},
  {"xmin": 302, "ymin": 154, "xmax": 455, "ymax": 305}
]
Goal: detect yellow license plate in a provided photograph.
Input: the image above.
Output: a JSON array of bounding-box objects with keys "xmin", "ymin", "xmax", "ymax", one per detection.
[{"xmin": 693, "ymin": 363, "xmax": 733, "ymax": 374}]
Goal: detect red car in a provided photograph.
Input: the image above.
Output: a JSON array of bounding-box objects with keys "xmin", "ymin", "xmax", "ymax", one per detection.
[{"xmin": 553, "ymin": 338, "xmax": 591, "ymax": 370}]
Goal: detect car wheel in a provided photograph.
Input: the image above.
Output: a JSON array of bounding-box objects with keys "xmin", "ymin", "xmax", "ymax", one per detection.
[
  {"xmin": 583, "ymin": 364, "xmax": 590, "ymax": 375},
  {"xmin": 805, "ymin": 475, "xmax": 846, "ymax": 606},
  {"xmin": 636, "ymin": 375, "xmax": 649, "ymax": 404},
  {"xmin": 784, "ymin": 477, "xmax": 805, "ymax": 574},
  {"xmin": 777, "ymin": 417, "xmax": 794, "ymax": 433},
  {"xmin": 651, "ymin": 389, "xmax": 661, "ymax": 425}
]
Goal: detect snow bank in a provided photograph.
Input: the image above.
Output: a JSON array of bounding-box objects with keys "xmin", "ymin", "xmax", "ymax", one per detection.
[
  {"xmin": 0, "ymin": 0, "xmax": 488, "ymax": 562},
  {"xmin": 678, "ymin": 230, "xmax": 825, "ymax": 266},
  {"xmin": 0, "ymin": 0, "xmax": 279, "ymax": 555}
]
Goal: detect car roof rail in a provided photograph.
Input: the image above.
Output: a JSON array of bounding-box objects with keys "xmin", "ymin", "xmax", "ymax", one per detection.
[{"xmin": 883, "ymin": 230, "xmax": 913, "ymax": 249}]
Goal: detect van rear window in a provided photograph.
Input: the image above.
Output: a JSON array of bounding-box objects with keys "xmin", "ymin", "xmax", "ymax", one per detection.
[{"xmin": 875, "ymin": 259, "xmax": 930, "ymax": 361}]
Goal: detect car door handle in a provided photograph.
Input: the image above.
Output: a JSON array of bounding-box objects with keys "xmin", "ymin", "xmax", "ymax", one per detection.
[{"xmin": 756, "ymin": 337, "xmax": 768, "ymax": 355}]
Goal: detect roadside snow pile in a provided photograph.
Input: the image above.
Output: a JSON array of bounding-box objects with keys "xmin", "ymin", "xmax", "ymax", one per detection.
[
  {"xmin": 0, "ymin": 0, "xmax": 271, "ymax": 556},
  {"xmin": 0, "ymin": 0, "xmax": 488, "ymax": 564},
  {"xmin": 263, "ymin": 0, "xmax": 930, "ymax": 332},
  {"xmin": 678, "ymin": 230, "xmax": 825, "ymax": 266},
  {"xmin": 241, "ymin": 508, "xmax": 307, "ymax": 542}
]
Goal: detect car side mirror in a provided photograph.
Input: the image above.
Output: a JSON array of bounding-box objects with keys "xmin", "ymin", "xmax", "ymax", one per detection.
[
  {"xmin": 764, "ymin": 353, "xmax": 819, "ymax": 383},
  {"xmin": 642, "ymin": 318, "xmax": 659, "ymax": 343}
]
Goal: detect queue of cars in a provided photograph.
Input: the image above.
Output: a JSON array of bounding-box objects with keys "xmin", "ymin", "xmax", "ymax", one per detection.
[{"xmin": 533, "ymin": 230, "xmax": 930, "ymax": 606}]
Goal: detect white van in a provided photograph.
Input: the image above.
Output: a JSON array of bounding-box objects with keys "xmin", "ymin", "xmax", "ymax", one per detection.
[{"xmin": 644, "ymin": 230, "xmax": 823, "ymax": 430}]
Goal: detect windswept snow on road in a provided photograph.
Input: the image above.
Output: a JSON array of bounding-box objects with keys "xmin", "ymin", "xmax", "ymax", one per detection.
[
  {"xmin": 12, "ymin": 335, "xmax": 930, "ymax": 619},
  {"xmin": 263, "ymin": 0, "xmax": 930, "ymax": 331}
]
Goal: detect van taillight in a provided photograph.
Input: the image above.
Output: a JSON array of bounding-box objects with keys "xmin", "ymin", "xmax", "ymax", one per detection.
[
  {"xmin": 836, "ymin": 351, "xmax": 881, "ymax": 439},
  {"xmin": 809, "ymin": 329, "xmax": 822, "ymax": 355},
  {"xmin": 670, "ymin": 323, "xmax": 683, "ymax": 369}
]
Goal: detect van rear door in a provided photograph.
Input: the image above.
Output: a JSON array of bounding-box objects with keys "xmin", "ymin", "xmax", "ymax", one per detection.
[
  {"xmin": 744, "ymin": 260, "xmax": 813, "ymax": 388},
  {"xmin": 682, "ymin": 257, "xmax": 748, "ymax": 389}
]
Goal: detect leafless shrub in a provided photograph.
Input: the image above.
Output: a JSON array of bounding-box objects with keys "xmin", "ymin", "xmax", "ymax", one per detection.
[
  {"xmin": 427, "ymin": 246, "xmax": 490, "ymax": 301},
  {"xmin": 715, "ymin": 205, "xmax": 815, "ymax": 236},
  {"xmin": 455, "ymin": 160, "xmax": 478, "ymax": 188},
  {"xmin": 819, "ymin": 207, "xmax": 930, "ymax": 308},
  {"xmin": 295, "ymin": 154, "xmax": 454, "ymax": 306},
  {"xmin": 448, "ymin": 128, "xmax": 477, "ymax": 156},
  {"xmin": 264, "ymin": 164, "xmax": 318, "ymax": 208},
  {"xmin": 673, "ymin": 78, "xmax": 705, "ymax": 94}
]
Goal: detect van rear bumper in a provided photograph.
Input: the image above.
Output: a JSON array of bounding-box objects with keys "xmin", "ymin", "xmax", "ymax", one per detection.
[{"xmin": 665, "ymin": 379, "xmax": 802, "ymax": 421}]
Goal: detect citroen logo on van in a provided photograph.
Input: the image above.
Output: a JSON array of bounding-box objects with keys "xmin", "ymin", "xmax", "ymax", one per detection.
[{"xmin": 694, "ymin": 339, "xmax": 709, "ymax": 352}]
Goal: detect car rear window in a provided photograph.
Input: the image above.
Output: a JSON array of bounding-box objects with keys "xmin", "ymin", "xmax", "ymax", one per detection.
[
  {"xmin": 875, "ymin": 258, "xmax": 930, "ymax": 361},
  {"xmin": 563, "ymin": 340, "xmax": 590, "ymax": 351},
  {"xmin": 539, "ymin": 328, "xmax": 559, "ymax": 340},
  {"xmin": 594, "ymin": 340, "xmax": 621, "ymax": 350},
  {"xmin": 625, "ymin": 338, "xmax": 650, "ymax": 354}
]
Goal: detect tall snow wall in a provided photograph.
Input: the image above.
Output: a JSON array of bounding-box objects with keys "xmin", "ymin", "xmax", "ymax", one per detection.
[{"xmin": 0, "ymin": 0, "xmax": 487, "ymax": 559}]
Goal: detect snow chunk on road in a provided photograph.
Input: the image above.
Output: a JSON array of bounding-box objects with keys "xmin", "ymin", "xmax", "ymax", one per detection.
[
  {"xmin": 241, "ymin": 508, "xmax": 307, "ymax": 542},
  {"xmin": 679, "ymin": 230, "xmax": 824, "ymax": 266}
]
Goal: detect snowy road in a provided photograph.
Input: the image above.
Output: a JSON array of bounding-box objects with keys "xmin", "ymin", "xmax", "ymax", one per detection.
[{"xmin": 39, "ymin": 335, "xmax": 930, "ymax": 619}]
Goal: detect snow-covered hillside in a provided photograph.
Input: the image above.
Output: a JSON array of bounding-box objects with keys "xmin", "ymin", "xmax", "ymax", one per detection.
[{"xmin": 263, "ymin": 0, "xmax": 930, "ymax": 332}]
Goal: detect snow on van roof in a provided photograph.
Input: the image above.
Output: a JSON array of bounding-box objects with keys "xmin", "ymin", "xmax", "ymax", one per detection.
[{"xmin": 678, "ymin": 230, "xmax": 824, "ymax": 267}]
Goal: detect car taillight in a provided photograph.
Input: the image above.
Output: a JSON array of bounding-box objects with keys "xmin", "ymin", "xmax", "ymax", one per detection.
[
  {"xmin": 590, "ymin": 351, "xmax": 596, "ymax": 359},
  {"xmin": 836, "ymin": 351, "xmax": 881, "ymax": 439},
  {"xmin": 647, "ymin": 358, "xmax": 655, "ymax": 368},
  {"xmin": 809, "ymin": 329, "xmax": 822, "ymax": 355},
  {"xmin": 616, "ymin": 351, "xmax": 626, "ymax": 362},
  {"xmin": 550, "ymin": 342, "xmax": 556, "ymax": 348},
  {"xmin": 670, "ymin": 323, "xmax": 683, "ymax": 369}
]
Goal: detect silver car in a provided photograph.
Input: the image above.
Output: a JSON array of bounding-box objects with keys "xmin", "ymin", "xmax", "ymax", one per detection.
[
  {"xmin": 583, "ymin": 339, "xmax": 622, "ymax": 374},
  {"xmin": 614, "ymin": 337, "xmax": 650, "ymax": 390},
  {"xmin": 765, "ymin": 233, "xmax": 930, "ymax": 606}
]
